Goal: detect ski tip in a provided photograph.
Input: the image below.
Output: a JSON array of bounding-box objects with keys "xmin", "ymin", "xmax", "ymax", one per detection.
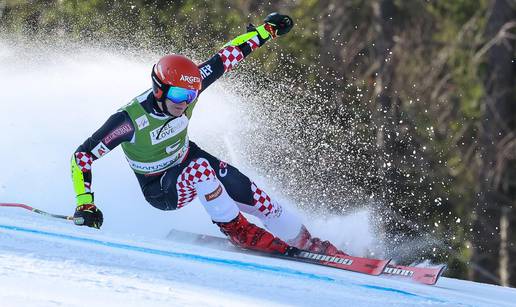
[
  {"xmin": 425, "ymin": 264, "xmax": 447, "ymax": 285},
  {"xmin": 433, "ymin": 264, "xmax": 447, "ymax": 284},
  {"xmin": 439, "ymin": 264, "xmax": 447, "ymax": 276}
]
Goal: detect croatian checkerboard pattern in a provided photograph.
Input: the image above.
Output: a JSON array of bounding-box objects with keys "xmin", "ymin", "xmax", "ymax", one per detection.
[
  {"xmin": 218, "ymin": 46, "xmax": 244, "ymax": 72},
  {"xmin": 176, "ymin": 158, "xmax": 216, "ymax": 208},
  {"xmin": 251, "ymin": 182, "xmax": 275, "ymax": 217},
  {"xmin": 247, "ymin": 36, "xmax": 260, "ymax": 51},
  {"xmin": 84, "ymin": 182, "xmax": 91, "ymax": 193},
  {"xmin": 75, "ymin": 152, "xmax": 93, "ymax": 172}
]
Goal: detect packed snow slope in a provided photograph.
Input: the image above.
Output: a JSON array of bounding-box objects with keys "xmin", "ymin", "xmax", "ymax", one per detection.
[
  {"xmin": 1, "ymin": 41, "xmax": 516, "ymax": 306},
  {"xmin": 2, "ymin": 210, "xmax": 516, "ymax": 307}
]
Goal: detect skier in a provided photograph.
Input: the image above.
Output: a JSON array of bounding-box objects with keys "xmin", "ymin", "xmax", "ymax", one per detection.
[{"xmin": 71, "ymin": 13, "xmax": 346, "ymax": 257}]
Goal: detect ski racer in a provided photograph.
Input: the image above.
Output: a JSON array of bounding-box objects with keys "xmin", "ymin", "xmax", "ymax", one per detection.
[{"xmin": 71, "ymin": 13, "xmax": 346, "ymax": 257}]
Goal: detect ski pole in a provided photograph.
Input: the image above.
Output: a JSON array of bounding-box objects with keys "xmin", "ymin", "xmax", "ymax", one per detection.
[{"xmin": 0, "ymin": 203, "xmax": 73, "ymax": 220}]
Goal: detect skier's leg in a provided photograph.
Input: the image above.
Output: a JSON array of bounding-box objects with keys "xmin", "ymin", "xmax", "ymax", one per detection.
[
  {"xmin": 171, "ymin": 153, "xmax": 289, "ymax": 254},
  {"xmin": 199, "ymin": 155, "xmax": 305, "ymax": 241},
  {"xmin": 134, "ymin": 142, "xmax": 240, "ymax": 214},
  {"xmin": 199, "ymin": 155, "xmax": 348, "ymax": 256},
  {"xmin": 185, "ymin": 148, "xmax": 304, "ymax": 241},
  {"xmin": 239, "ymin": 182, "xmax": 347, "ymax": 255},
  {"xmin": 177, "ymin": 157, "xmax": 239, "ymax": 222},
  {"xmin": 136, "ymin": 172, "xmax": 179, "ymax": 211},
  {"xmin": 236, "ymin": 183, "xmax": 304, "ymax": 243},
  {"xmin": 179, "ymin": 142, "xmax": 345, "ymax": 255}
]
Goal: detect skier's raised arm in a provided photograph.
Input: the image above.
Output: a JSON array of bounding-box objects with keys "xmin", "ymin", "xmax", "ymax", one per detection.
[{"xmin": 198, "ymin": 13, "xmax": 293, "ymax": 92}]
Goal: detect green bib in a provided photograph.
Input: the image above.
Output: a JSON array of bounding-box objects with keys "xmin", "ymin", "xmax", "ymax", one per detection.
[{"xmin": 120, "ymin": 90, "xmax": 198, "ymax": 174}]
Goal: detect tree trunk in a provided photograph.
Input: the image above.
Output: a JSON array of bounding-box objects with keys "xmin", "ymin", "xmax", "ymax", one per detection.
[
  {"xmin": 371, "ymin": 0, "xmax": 403, "ymax": 235},
  {"xmin": 473, "ymin": 0, "xmax": 516, "ymax": 286},
  {"xmin": 499, "ymin": 206, "xmax": 510, "ymax": 286},
  {"xmin": 372, "ymin": 0, "xmax": 397, "ymax": 165}
]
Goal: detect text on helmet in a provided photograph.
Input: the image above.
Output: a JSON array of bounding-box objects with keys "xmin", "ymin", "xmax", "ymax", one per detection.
[{"xmin": 180, "ymin": 74, "xmax": 201, "ymax": 84}]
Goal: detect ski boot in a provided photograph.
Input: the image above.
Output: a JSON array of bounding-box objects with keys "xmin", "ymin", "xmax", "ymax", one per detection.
[
  {"xmin": 289, "ymin": 225, "xmax": 348, "ymax": 257},
  {"xmin": 215, "ymin": 212, "xmax": 289, "ymax": 254}
]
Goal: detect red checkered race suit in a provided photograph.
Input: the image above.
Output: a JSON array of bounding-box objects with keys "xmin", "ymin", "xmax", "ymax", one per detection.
[{"xmin": 71, "ymin": 18, "xmax": 343, "ymax": 255}]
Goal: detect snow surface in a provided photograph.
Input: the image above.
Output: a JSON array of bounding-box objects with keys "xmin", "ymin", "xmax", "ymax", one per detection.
[
  {"xmin": 1, "ymin": 40, "xmax": 516, "ymax": 306},
  {"xmin": 2, "ymin": 210, "xmax": 516, "ymax": 307}
]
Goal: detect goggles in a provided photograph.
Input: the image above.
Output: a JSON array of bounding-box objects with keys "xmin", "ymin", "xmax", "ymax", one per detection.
[{"xmin": 165, "ymin": 86, "xmax": 198, "ymax": 104}]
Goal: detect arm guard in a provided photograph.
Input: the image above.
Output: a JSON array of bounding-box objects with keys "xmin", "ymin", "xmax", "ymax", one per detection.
[
  {"xmin": 217, "ymin": 24, "xmax": 274, "ymax": 72},
  {"xmin": 71, "ymin": 153, "xmax": 94, "ymax": 206},
  {"xmin": 199, "ymin": 23, "xmax": 276, "ymax": 91},
  {"xmin": 225, "ymin": 24, "xmax": 275, "ymax": 47}
]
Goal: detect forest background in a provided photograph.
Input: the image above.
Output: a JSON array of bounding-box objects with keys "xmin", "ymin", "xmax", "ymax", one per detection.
[{"xmin": 1, "ymin": 0, "xmax": 515, "ymax": 287}]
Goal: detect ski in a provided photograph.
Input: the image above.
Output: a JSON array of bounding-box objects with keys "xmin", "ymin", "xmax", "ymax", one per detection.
[
  {"xmin": 279, "ymin": 248, "xmax": 389, "ymax": 275},
  {"xmin": 168, "ymin": 229, "xmax": 389, "ymax": 276},
  {"xmin": 167, "ymin": 229, "xmax": 445, "ymax": 285},
  {"xmin": 382, "ymin": 263, "xmax": 446, "ymax": 286}
]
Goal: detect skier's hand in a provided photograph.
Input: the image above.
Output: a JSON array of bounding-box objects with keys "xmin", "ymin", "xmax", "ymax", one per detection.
[
  {"xmin": 74, "ymin": 204, "xmax": 103, "ymax": 229},
  {"xmin": 264, "ymin": 12, "xmax": 294, "ymax": 36}
]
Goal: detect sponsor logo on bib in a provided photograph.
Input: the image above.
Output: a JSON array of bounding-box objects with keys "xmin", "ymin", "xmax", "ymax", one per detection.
[
  {"xmin": 150, "ymin": 116, "xmax": 188, "ymax": 145},
  {"xmin": 135, "ymin": 115, "xmax": 149, "ymax": 130}
]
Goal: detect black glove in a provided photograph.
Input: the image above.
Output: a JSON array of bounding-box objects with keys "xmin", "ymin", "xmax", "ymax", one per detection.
[
  {"xmin": 264, "ymin": 12, "xmax": 294, "ymax": 36},
  {"xmin": 74, "ymin": 204, "xmax": 103, "ymax": 229}
]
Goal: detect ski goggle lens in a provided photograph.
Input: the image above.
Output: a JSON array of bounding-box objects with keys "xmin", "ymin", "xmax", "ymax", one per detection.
[{"xmin": 166, "ymin": 86, "xmax": 198, "ymax": 104}]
